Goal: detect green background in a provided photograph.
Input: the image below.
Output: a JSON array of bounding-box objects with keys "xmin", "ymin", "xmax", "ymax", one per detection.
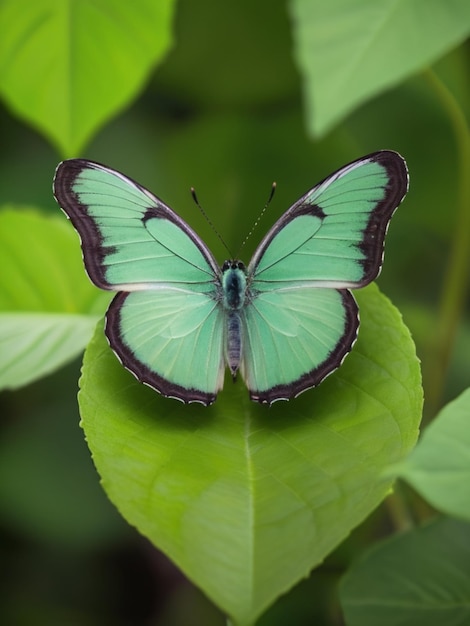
[{"xmin": 1, "ymin": 1, "xmax": 469, "ymax": 625}]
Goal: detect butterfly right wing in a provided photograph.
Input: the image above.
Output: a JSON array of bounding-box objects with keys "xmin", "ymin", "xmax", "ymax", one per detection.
[
  {"xmin": 248, "ymin": 151, "xmax": 408, "ymax": 290},
  {"xmin": 240, "ymin": 151, "xmax": 407, "ymax": 404},
  {"xmin": 240, "ymin": 287, "xmax": 358, "ymax": 404}
]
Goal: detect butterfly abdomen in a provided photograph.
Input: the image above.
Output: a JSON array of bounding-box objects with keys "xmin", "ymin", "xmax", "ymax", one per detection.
[{"xmin": 226, "ymin": 311, "xmax": 242, "ymax": 378}]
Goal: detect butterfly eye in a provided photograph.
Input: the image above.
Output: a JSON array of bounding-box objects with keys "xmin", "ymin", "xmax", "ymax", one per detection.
[
  {"xmin": 222, "ymin": 260, "xmax": 231, "ymax": 272},
  {"xmin": 237, "ymin": 261, "xmax": 245, "ymax": 271}
]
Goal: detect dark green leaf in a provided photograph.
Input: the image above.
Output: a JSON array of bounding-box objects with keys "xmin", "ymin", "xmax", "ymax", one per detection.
[{"xmin": 340, "ymin": 516, "xmax": 470, "ymax": 626}]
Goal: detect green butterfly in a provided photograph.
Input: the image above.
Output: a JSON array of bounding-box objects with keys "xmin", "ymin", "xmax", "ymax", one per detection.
[{"xmin": 53, "ymin": 151, "xmax": 408, "ymax": 405}]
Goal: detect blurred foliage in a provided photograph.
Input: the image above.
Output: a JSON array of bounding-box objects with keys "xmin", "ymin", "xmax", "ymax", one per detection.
[{"xmin": 1, "ymin": 0, "xmax": 469, "ymax": 624}]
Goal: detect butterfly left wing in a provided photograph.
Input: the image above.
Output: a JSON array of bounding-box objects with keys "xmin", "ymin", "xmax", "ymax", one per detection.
[
  {"xmin": 53, "ymin": 159, "xmax": 221, "ymax": 291},
  {"xmin": 54, "ymin": 160, "xmax": 225, "ymax": 404},
  {"xmin": 107, "ymin": 289, "xmax": 225, "ymax": 405},
  {"xmin": 242, "ymin": 151, "xmax": 408, "ymax": 403}
]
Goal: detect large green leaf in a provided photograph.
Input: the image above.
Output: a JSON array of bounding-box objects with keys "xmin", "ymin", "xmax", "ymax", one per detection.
[
  {"xmin": 290, "ymin": 0, "xmax": 470, "ymax": 136},
  {"xmin": 340, "ymin": 516, "xmax": 470, "ymax": 626},
  {"xmin": 392, "ymin": 388, "xmax": 470, "ymax": 521},
  {"xmin": 0, "ymin": 0, "xmax": 175, "ymax": 155},
  {"xmin": 79, "ymin": 284, "xmax": 422, "ymax": 625},
  {"xmin": 0, "ymin": 208, "xmax": 107, "ymax": 390}
]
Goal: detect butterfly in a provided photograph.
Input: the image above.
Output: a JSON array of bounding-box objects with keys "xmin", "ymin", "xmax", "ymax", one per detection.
[{"xmin": 53, "ymin": 150, "xmax": 408, "ymax": 405}]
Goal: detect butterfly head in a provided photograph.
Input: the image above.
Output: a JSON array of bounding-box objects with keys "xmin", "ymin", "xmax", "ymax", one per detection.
[{"xmin": 222, "ymin": 260, "xmax": 246, "ymax": 273}]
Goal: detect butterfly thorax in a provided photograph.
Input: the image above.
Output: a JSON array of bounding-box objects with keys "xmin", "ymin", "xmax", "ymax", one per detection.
[{"xmin": 221, "ymin": 260, "xmax": 247, "ymax": 310}]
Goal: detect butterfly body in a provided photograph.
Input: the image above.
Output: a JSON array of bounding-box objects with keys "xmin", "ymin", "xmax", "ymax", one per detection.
[
  {"xmin": 220, "ymin": 260, "xmax": 247, "ymax": 378},
  {"xmin": 54, "ymin": 151, "xmax": 408, "ymax": 405}
]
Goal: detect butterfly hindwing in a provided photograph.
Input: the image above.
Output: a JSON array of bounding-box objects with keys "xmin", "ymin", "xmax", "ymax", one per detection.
[
  {"xmin": 106, "ymin": 290, "xmax": 225, "ymax": 404},
  {"xmin": 54, "ymin": 160, "xmax": 224, "ymax": 405},
  {"xmin": 242, "ymin": 151, "xmax": 408, "ymax": 403},
  {"xmin": 241, "ymin": 288, "xmax": 358, "ymax": 403}
]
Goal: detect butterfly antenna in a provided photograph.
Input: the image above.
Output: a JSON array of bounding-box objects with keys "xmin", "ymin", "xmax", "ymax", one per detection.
[
  {"xmin": 191, "ymin": 188, "xmax": 234, "ymax": 259},
  {"xmin": 236, "ymin": 182, "xmax": 276, "ymax": 258}
]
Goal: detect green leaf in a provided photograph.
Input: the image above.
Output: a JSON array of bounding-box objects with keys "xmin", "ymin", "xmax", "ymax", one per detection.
[
  {"xmin": 290, "ymin": 0, "xmax": 470, "ymax": 136},
  {"xmin": 340, "ymin": 516, "xmax": 470, "ymax": 626},
  {"xmin": 79, "ymin": 284, "xmax": 422, "ymax": 625},
  {"xmin": 392, "ymin": 388, "xmax": 470, "ymax": 521},
  {"xmin": 0, "ymin": 208, "xmax": 108, "ymax": 390},
  {"xmin": 0, "ymin": 313, "xmax": 99, "ymax": 390},
  {"xmin": 0, "ymin": 0, "xmax": 175, "ymax": 155}
]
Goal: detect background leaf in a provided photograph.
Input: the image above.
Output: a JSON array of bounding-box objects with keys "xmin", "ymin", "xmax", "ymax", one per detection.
[
  {"xmin": 0, "ymin": 208, "xmax": 107, "ymax": 389},
  {"xmin": 0, "ymin": 0, "xmax": 175, "ymax": 155},
  {"xmin": 0, "ymin": 313, "xmax": 99, "ymax": 390},
  {"xmin": 79, "ymin": 285, "xmax": 422, "ymax": 625},
  {"xmin": 290, "ymin": 0, "xmax": 470, "ymax": 136},
  {"xmin": 392, "ymin": 387, "xmax": 470, "ymax": 521},
  {"xmin": 340, "ymin": 516, "xmax": 470, "ymax": 626}
]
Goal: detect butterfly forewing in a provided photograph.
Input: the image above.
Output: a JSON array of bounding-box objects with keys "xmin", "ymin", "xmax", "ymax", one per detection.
[
  {"xmin": 248, "ymin": 151, "xmax": 408, "ymax": 289},
  {"xmin": 53, "ymin": 160, "xmax": 220, "ymax": 290}
]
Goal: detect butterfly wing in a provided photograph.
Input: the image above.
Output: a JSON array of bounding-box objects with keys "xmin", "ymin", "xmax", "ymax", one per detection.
[
  {"xmin": 54, "ymin": 159, "xmax": 225, "ymax": 404},
  {"xmin": 242, "ymin": 150, "xmax": 408, "ymax": 403},
  {"xmin": 241, "ymin": 287, "xmax": 358, "ymax": 404},
  {"xmin": 107, "ymin": 290, "xmax": 225, "ymax": 405}
]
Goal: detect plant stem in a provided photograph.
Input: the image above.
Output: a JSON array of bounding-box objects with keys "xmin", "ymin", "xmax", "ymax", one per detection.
[
  {"xmin": 385, "ymin": 486, "xmax": 415, "ymax": 531},
  {"xmin": 423, "ymin": 68, "xmax": 470, "ymax": 416}
]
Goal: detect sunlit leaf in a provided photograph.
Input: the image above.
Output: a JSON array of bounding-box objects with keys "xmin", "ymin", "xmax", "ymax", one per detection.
[
  {"xmin": 80, "ymin": 284, "xmax": 422, "ymax": 625},
  {"xmin": 392, "ymin": 388, "xmax": 470, "ymax": 520},
  {"xmin": 0, "ymin": 208, "xmax": 107, "ymax": 389},
  {"xmin": 0, "ymin": 0, "xmax": 175, "ymax": 155},
  {"xmin": 0, "ymin": 313, "xmax": 100, "ymax": 389},
  {"xmin": 290, "ymin": 0, "xmax": 470, "ymax": 136}
]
